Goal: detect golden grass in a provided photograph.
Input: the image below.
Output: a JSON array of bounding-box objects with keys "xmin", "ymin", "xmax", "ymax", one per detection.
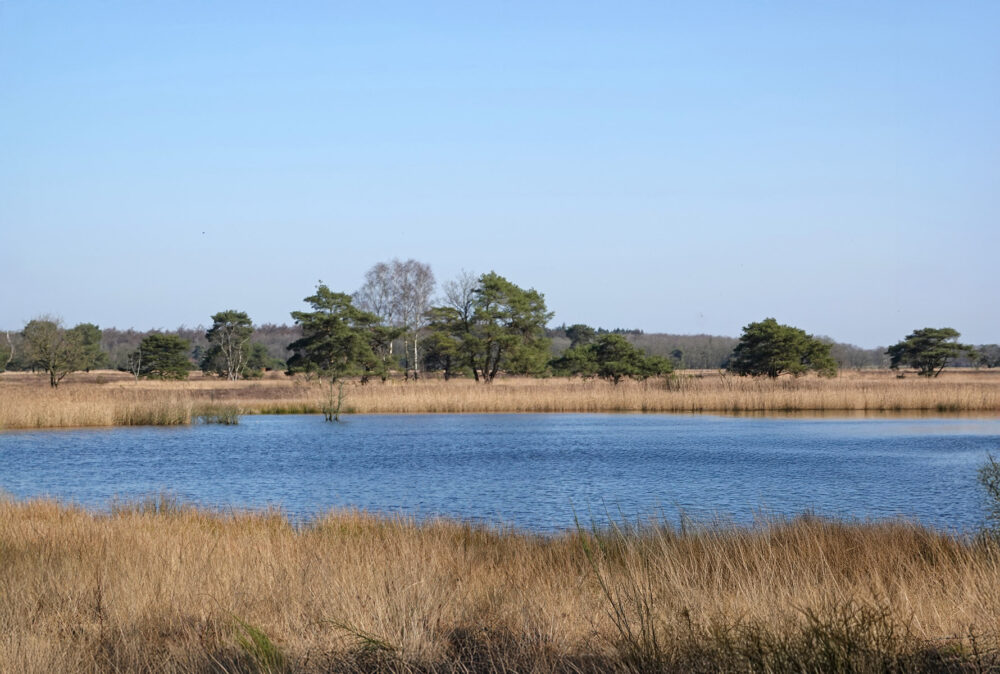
[
  {"xmin": 1, "ymin": 369, "xmax": 998, "ymax": 429},
  {"xmin": 2, "ymin": 497, "xmax": 999, "ymax": 672}
]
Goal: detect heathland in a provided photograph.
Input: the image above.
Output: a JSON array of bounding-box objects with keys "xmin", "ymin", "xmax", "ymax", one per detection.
[
  {"xmin": 1, "ymin": 368, "xmax": 998, "ymax": 430},
  {"xmin": 2, "ymin": 496, "xmax": 1000, "ymax": 672}
]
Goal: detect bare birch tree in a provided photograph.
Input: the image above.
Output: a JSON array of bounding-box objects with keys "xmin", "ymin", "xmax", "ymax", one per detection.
[
  {"xmin": 356, "ymin": 259, "xmax": 436, "ymax": 379},
  {"xmin": 354, "ymin": 261, "xmax": 398, "ymax": 358},
  {"xmin": 390, "ymin": 259, "xmax": 435, "ymax": 379},
  {"xmin": 125, "ymin": 347, "xmax": 143, "ymax": 382}
]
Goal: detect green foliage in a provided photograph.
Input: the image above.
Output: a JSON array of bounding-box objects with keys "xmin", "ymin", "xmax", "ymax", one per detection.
[
  {"xmin": 550, "ymin": 343, "xmax": 599, "ymax": 378},
  {"xmin": 67, "ymin": 322, "xmax": 108, "ymax": 371},
  {"xmin": 248, "ymin": 342, "xmax": 281, "ymax": 373},
  {"xmin": 552, "ymin": 333, "xmax": 672, "ymax": 384},
  {"xmin": 565, "ymin": 323, "xmax": 596, "ymax": 349},
  {"xmin": 202, "ymin": 310, "xmax": 255, "ymax": 381},
  {"xmin": 135, "ymin": 334, "xmax": 192, "ymax": 380},
  {"xmin": 470, "ymin": 272, "xmax": 553, "ymax": 381},
  {"xmin": 727, "ymin": 318, "xmax": 837, "ymax": 378},
  {"xmin": 362, "ymin": 324, "xmax": 404, "ymax": 383},
  {"xmin": 977, "ymin": 344, "xmax": 1000, "ymax": 368},
  {"xmin": 200, "ymin": 341, "xmax": 279, "ymax": 379},
  {"xmin": 287, "ymin": 284, "xmax": 381, "ymax": 420},
  {"xmin": 234, "ymin": 617, "xmax": 286, "ymax": 672},
  {"xmin": 195, "ymin": 406, "xmax": 241, "ymax": 425},
  {"xmin": 424, "ymin": 272, "xmax": 552, "ymax": 382},
  {"xmin": 887, "ymin": 327, "xmax": 976, "ymax": 377},
  {"xmin": 978, "ymin": 453, "xmax": 1000, "ymax": 535},
  {"xmin": 21, "ymin": 318, "xmax": 86, "ymax": 387},
  {"xmin": 287, "ymin": 284, "xmax": 380, "ymax": 382},
  {"xmin": 593, "ymin": 334, "xmax": 673, "ymax": 384},
  {"xmin": 423, "ymin": 302, "xmax": 475, "ymax": 380}
]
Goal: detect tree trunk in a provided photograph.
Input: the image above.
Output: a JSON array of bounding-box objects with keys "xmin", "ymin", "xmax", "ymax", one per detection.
[{"xmin": 412, "ymin": 333, "xmax": 419, "ymax": 380}]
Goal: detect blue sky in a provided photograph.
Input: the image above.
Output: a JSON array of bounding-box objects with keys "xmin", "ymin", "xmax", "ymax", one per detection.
[{"xmin": 2, "ymin": 1, "xmax": 997, "ymax": 347}]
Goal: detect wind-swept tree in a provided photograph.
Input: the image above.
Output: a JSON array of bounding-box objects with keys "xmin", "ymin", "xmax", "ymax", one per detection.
[
  {"xmin": 287, "ymin": 284, "xmax": 380, "ymax": 420},
  {"xmin": 727, "ymin": 318, "xmax": 837, "ymax": 378},
  {"xmin": 201, "ymin": 310, "xmax": 254, "ymax": 381},
  {"xmin": 887, "ymin": 327, "xmax": 976, "ymax": 377}
]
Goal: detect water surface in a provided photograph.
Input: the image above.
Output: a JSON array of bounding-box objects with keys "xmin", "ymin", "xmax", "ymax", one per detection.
[{"xmin": 1, "ymin": 414, "xmax": 998, "ymax": 531}]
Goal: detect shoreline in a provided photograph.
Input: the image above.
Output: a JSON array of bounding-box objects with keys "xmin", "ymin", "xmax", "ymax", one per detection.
[
  {"xmin": 3, "ymin": 407, "xmax": 1000, "ymax": 434},
  {"xmin": 2, "ymin": 369, "xmax": 998, "ymax": 430}
]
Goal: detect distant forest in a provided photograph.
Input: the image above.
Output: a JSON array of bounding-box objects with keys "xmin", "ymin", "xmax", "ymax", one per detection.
[
  {"xmin": 3, "ymin": 256, "xmax": 997, "ymax": 376},
  {"xmin": 4, "ymin": 322, "xmax": 996, "ymax": 374}
]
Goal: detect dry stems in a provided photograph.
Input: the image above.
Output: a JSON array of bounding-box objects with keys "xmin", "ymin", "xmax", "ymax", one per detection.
[
  {"xmin": 1, "ymin": 369, "xmax": 998, "ymax": 429},
  {"xmin": 1, "ymin": 498, "xmax": 998, "ymax": 672}
]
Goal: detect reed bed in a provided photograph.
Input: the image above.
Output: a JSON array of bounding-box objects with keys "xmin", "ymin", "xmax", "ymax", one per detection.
[
  {"xmin": 1, "ymin": 497, "xmax": 999, "ymax": 672},
  {"xmin": 1, "ymin": 369, "xmax": 998, "ymax": 429}
]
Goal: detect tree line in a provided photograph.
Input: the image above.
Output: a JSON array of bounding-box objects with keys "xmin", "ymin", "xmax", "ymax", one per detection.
[{"xmin": 2, "ymin": 259, "xmax": 996, "ymax": 387}]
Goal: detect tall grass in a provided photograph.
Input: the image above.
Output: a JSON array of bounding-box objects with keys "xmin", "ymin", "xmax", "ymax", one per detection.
[
  {"xmin": 1, "ymin": 369, "xmax": 998, "ymax": 429},
  {"xmin": 1, "ymin": 499, "xmax": 999, "ymax": 671}
]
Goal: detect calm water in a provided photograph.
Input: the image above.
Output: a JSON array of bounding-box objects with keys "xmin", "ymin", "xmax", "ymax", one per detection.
[{"xmin": 2, "ymin": 414, "xmax": 999, "ymax": 532}]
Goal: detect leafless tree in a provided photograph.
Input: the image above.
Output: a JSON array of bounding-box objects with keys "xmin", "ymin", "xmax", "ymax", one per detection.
[
  {"xmin": 355, "ymin": 261, "xmax": 398, "ymax": 358},
  {"xmin": 390, "ymin": 259, "xmax": 435, "ymax": 379},
  {"xmin": 355, "ymin": 262, "xmax": 396, "ymax": 323},
  {"xmin": 125, "ymin": 347, "xmax": 143, "ymax": 382},
  {"xmin": 357, "ymin": 259, "xmax": 436, "ymax": 379},
  {"xmin": 442, "ymin": 270, "xmax": 478, "ymax": 324}
]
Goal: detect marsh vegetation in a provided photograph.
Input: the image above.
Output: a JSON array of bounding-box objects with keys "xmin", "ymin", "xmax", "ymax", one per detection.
[
  {"xmin": 3, "ymin": 496, "xmax": 1000, "ymax": 672},
  {"xmin": 1, "ymin": 369, "xmax": 998, "ymax": 430}
]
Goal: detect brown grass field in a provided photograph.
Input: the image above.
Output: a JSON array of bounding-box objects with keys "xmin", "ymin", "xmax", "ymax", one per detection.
[
  {"xmin": 2, "ymin": 497, "xmax": 1000, "ymax": 672},
  {"xmin": 1, "ymin": 368, "xmax": 998, "ymax": 430},
  {"xmin": 3, "ymin": 372, "xmax": 1000, "ymax": 670}
]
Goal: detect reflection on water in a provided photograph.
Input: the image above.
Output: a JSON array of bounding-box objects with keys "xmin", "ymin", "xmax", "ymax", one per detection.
[{"xmin": 1, "ymin": 414, "xmax": 999, "ymax": 532}]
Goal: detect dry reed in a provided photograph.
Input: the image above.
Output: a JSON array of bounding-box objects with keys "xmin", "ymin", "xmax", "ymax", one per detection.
[
  {"xmin": 1, "ymin": 497, "xmax": 999, "ymax": 672},
  {"xmin": 1, "ymin": 369, "xmax": 998, "ymax": 430}
]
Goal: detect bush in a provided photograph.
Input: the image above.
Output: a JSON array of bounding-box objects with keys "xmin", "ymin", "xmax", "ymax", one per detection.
[{"xmin": 978, "ymin": 453, "xmax": 1000, "ymax": 534}]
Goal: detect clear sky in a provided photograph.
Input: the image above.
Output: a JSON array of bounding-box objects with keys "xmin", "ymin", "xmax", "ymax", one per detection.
[{"xmin": 2, "ymin": 1, "xmax": 997, "ymax": 347}]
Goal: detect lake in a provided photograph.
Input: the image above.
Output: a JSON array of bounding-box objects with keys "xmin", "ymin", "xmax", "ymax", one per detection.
[{"xmin": 2, "ymin": 413, "xmax": 999, "ymax": 532}]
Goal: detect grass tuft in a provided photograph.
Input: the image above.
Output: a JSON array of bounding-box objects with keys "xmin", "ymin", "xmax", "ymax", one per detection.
[{"xmin": 235, "ymin": 617, "xmax": 287, "ymax": 673}]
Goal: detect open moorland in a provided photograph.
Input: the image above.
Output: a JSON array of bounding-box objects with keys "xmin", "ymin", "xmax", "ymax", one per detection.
[
  {"xmin": 0, "ymin": 369, "xmax": 998, "ymax": 430},
  {"xmin": 2, "ymin": 497, "xmax": 1000, "ymax": 672}
]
